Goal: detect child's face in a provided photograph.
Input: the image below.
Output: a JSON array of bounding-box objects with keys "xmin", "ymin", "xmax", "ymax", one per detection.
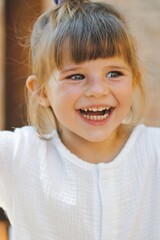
[{"xmin": 45, "ymin": 56, "xmax": 135, "ymax": 143}]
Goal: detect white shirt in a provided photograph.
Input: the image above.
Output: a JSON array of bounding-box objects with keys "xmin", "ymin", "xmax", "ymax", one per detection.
[{"xmin": 0, "ymin": 124, "xmax": 160, "ymax": 240}]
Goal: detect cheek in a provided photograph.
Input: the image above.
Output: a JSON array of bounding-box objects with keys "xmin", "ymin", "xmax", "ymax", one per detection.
[
  {"xmin": 118, "ymin": 80, "xmax": 133, "ymax": 96},
  {"xmin": 47, "ymin": 84, "xmax": 80, "ymax": 110},
  {"xmin": 114, "ymin": 83, "xmax": 134, "ymax": 105}
]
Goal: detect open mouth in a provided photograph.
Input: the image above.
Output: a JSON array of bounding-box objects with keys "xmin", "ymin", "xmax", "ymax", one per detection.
[{"xmin": 79, "ymin": 106, "xmax": 114, "ymax": 120}]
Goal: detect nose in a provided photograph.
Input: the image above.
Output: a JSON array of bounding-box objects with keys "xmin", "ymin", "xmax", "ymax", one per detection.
[{"xmin": 85, "ymin": 76, "xmax": 109, "ymax": 98}]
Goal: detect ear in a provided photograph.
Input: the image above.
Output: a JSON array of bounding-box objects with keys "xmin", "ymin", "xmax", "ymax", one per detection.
[
  {"xmin": 132, "ymin": 79, "xmax": 137, "ymax": 90},
  {"xmin": 132, "ymin": 71, "xmax": 141, "ymax": 90},
  {"xmin": 26, "ymin": 75, "xmax": 50, "ymax": 107}
]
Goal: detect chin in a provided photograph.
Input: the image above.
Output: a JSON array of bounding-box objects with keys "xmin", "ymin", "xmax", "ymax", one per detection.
[{"xmin": 82, "ymin": 132, "xmax": 111, "ymax": 143}]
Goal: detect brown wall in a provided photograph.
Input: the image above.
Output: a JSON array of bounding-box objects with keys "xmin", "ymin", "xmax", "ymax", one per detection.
[{"xmin": 4, "ymin": 0, "xmax": 43, "ymax": 130}]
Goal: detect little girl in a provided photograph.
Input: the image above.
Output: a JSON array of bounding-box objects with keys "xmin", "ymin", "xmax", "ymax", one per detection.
[{"xmin": 0, "ymin": 0, "xmax": 160, "ymax": 239}]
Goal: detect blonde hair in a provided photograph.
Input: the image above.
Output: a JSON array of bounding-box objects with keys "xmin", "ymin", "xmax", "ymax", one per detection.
[{"xmin": 27, "ymin": 0, "xmax": 148, "ymax": 135}]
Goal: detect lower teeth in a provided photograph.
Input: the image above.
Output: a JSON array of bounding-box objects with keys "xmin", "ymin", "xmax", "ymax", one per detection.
[{"xmin": 83, "ymin": 113, "xmax": 109, "ymax": 120}]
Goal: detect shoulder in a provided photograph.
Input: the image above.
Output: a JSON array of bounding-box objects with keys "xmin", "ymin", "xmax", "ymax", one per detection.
[
  {"xmin": 137, "ymin": 124, "xmax": 160, "ymax": 144},
  {"xmin": 0, "ymin": 126, "xmax": 61, "ymax": 162},
  {"xmin": 131, "ymin": 124, "xmax": 160, "ymax": 139},
  {"xmin": 0, "ymin": 126, "xmax": 36, "ymax": 145},
  {"xmin": 0, "ymin": 125, "xmax": 36, "ymax": 137},
  {"xmin": 143, "ymin": 125, "xmax": 160, "ymax": 155},
  {"xmin": 132, "ymin": 124, "xmax": 160, "ymax": 165},
  {"xmin": 0, "ymin": 126, "xmax": 40, "ymax": 157},
  {"xmin": 126, "ymin": 124, "xmax": 160, "ymax": 149}
]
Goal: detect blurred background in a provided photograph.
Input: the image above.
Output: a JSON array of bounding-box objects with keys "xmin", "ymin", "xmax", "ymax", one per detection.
[{"xmin": 0, "ymin": 0, "xmax": 160, "ymax": 239}]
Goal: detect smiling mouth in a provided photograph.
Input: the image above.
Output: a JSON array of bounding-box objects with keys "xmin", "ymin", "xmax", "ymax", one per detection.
[{"xmin": 79, "ymin": 106, "xmax": 114, "ymax": 120}]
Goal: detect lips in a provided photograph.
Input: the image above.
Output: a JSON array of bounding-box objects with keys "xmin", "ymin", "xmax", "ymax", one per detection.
[{"xmin": 79, "ymin": 106, "xmax": 114, "ymax": 121}]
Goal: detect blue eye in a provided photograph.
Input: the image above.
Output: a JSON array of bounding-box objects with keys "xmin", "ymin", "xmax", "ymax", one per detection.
[
  {"xmin": 107, "ymin": 71, "xmax": 123, "ymax": 78},
  {"xmin": 68, "ymin": 74, "xmax": 85, "ymax": 81}
]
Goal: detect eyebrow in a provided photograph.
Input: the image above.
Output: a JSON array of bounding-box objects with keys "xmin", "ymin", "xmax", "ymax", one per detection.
[
  {"xmin": 108, "ymin": 65, "xmax": 130, "ymax": 71},
  {"xmin": 60, "ymin": 64, "xmax": 130, "ymax": 73},
  {"xmin": 60, "ymin": 66, "xmax": 81, "ymax": 73}
]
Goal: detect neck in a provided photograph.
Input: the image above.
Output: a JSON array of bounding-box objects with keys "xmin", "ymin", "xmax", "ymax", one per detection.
[{"xmin": 59, "ymin": 125, "xmax": 132, "ymax": 164}]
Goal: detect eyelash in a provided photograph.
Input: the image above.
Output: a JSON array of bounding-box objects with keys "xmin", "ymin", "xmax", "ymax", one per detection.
[
  {"xmin": 66, "ymin": 71, "xmax": 123, "ymax": 81},
  {"xmin": 67, "ymin": 74, "xmax": 85, "ymax": 81},
  {"xmin": 107, "ymin": 71, "xmax": 123, "ymax": 78}
]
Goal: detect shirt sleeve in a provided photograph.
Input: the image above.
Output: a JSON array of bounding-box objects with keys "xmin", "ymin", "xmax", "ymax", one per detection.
[{"xmin": 0, "ymin": 130, "xmax": 16, "ymax": 211}]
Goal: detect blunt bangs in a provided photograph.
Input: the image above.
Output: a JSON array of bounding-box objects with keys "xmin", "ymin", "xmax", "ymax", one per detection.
[{"xmin": 50, "ymin": 5, "xmax": 134, "ymax": 70}]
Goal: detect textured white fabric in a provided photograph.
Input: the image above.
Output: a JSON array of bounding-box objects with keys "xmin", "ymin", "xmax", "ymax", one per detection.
[{"xmin": 0, "ymin": 124, "xmax": 160, "ymax": 240}]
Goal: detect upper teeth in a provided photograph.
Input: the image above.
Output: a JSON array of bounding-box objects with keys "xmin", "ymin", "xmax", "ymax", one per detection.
[{"xmin": 82, "ymin": 107, "xmax": 111, "ymax": 112}]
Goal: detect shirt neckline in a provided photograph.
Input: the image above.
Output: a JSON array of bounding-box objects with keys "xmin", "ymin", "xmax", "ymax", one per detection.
[{"xmin": 52, "ymin": 124, "xmax": 145, "ymax": 170}]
